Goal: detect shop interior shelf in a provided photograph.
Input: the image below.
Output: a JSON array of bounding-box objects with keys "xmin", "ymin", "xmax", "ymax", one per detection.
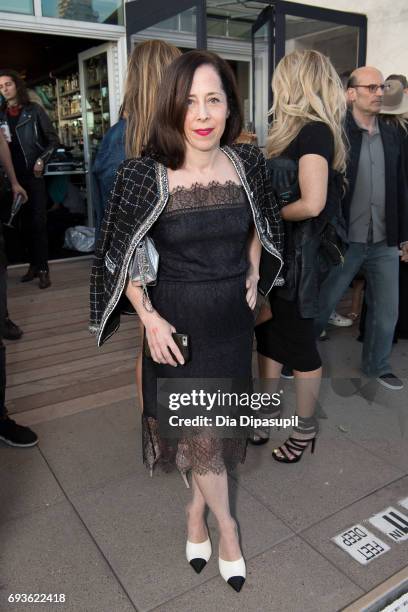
[
  {"xmin": 86, "ymin": 81, "xmax": 108, "ymax": 89},
  {"xmin": 61, "ymin": 113, "xmax": 83, "ymax": 120},
  {"xmin": 60, "ymin": 88, "xmax": 81, "ymax": 97}
]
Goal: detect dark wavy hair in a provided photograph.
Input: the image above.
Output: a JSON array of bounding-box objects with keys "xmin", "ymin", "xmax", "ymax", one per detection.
[
  {"xmin": 144, "ymin": 50, "xmax": 243, "ymax": 169},
  {"xmin": 0, "ymin": 69, "xmax": 30, "ymax": 110}
]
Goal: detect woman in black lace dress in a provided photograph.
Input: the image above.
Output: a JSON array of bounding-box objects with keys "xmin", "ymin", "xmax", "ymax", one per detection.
[{"xmin": 91, "ymin": 50, "xmax": 283, "ymax": 592}]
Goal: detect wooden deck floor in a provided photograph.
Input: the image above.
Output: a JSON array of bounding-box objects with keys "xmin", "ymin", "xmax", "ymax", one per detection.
[
  {"xmin": 6, "ymin": 259, "xmax": 140, "ymax": 426},
  {"xmin": 6, "ymin": 258, "xmax": 358, "ymax": 428}
]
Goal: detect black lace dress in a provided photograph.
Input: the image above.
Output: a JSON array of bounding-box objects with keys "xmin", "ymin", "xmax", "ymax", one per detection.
[{"xmin": 142, "ymin": 181, "xmax": 254, "ymax": 475}]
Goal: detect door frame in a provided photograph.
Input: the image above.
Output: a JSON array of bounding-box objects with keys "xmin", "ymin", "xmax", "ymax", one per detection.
[
  {"xmin": 78, "ymin": 42, "xmax": 118, "ymax": 226},
  {"xmin": 125, "ymin": 0, "xmax": 207, "ymax": 50},
  {"xmin": 251, "ymin": 0, "xmax": 367, "ymax": 144},
  {"xmin": 251, "ymin": 5, "xmax": 274, "ymax": 132},
  {"xmin": 273, "ymin": 0, "xmax": 367, "ymax": 68}
]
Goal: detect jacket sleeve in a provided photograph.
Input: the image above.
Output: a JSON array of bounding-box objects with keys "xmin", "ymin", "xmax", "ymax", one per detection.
[
  {"xmin": 260, "ymin": 152, "xmax": 284, "ymax": 257},
  {"xmin": 397, "ymin": 136, "xmax": 408, "ymax": 244},
  {"xmin": 89, "ymin": 163, "xmax": 124, "ymax": 333},
  {"xmin": 35, "ymin": 104, "xmax": 60, "ymax": 163}
]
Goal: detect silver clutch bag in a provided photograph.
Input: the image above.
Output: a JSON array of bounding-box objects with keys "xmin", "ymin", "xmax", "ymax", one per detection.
[{"xmin": 129, "ymin": 236, "xmax": 159, "ymax": 311}]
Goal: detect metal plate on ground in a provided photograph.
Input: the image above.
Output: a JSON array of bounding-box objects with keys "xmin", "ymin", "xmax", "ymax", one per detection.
[
  {"xmin": 332, "ymin": 524, "xmax": 390, "ymax": 565},
  {"xmin": 380, "ymin": 591, "xmax": 408, "ymax": 611},
  {"xmin": 369, "ymin": 506, "xmax": 408, "ymax": 543},
  {"xmin": 398, "ymin": 497, "xmax": 408, "ymax": 511}
]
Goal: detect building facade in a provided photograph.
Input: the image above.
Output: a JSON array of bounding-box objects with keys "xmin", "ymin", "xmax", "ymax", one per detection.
[{"xmin": 0, "ymin": 0, "xmax": 403, "ymax": 244}]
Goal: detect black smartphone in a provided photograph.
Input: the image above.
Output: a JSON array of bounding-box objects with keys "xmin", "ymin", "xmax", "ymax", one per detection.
[{"xmin": 144, "ymin": 332, "xmax": 190, "ymax": 363}]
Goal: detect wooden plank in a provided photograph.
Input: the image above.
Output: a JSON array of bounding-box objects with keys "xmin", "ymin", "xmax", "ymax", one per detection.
[
  {"xmin": 7, "ymin": 348, "xmax": 137, "ymax": 386},
  {"xmin": 6, "ymin": 359, "xmax": 136, "ymax": 401},
  {"xmin": 6, "ymin": 330, "xmax": 141, "ymax": 365},
  {"xmin": 5, "ymin": 317, "xmax": 137, "ymax": 354},
  {"xmin": 7, "ymin": 335, "xmax": 139, "ymax": 374},
  {"xmin": 8, "ymin": 306, "xmax": 88, "ymax": 327},
  {"xmin": 15, "ymin": 384, "xmax": 137, "ymax": 427},
  {"xmin": 8, "ymin": 371, "xmax": 135, "ymax": 414}
]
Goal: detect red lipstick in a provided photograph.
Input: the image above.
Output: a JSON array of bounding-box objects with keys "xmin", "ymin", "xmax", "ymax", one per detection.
[{"xmin": 194, "ymin": 129, "xmax": 214, "ymax": 136}]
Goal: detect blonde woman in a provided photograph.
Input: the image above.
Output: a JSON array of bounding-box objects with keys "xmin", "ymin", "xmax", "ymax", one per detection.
[
  {"xmin": 253, "ymin": 50, "xmax": 347, "ymax": 461},
  {"xmin": 93, "ymin": 40, "xmax": 181, "ymax": 236}
]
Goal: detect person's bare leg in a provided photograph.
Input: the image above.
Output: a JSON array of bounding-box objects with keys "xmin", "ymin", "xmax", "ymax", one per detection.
[
  {"xmin": 255, "ymin": 302, "xmax": 272, "ymax": 326},
  {"xmin": 273, "ymin": 367, "xmax": 321, "ymax": 460},
  {"xmin": 295, "ymin": 368, "xmax": 322, "ymax": 418},
  {"xmin": 192, "ymin": 470, "xmax": 241, "ymax": 561},
  {"xmin": 186, "ymin": 473, "xmax": 207, "ymax": 543},
  {"xmin": 258, "ymin": 354, "xmax": 282, "ymax": 379},
  {"xmin": 250, "ymin": 355, "xmax": 282, "ymax": 442}
]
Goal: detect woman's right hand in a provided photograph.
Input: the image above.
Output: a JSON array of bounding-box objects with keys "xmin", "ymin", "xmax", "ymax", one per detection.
[{"xmin": 144, "ymin": 313, "xmax": 185, "ymax": 366}]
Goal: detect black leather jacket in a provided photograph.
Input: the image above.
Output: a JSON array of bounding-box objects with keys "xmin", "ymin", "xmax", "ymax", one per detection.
[
  {"xmin": 0, "ymin": 103, "xmax": 59, "ymax": 173},
  {"xmin": 267, "ymin": 157, "xmax": 347, "ymax": 318},
  {"xmin": 285, "ymin": 170, "xmax": 347, "ymax": 318}
]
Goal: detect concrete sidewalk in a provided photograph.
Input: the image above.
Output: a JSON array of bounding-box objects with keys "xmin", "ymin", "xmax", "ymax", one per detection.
[{"xmin": 1, "ymin": 271, "xmax": 408, "ymax": 611}]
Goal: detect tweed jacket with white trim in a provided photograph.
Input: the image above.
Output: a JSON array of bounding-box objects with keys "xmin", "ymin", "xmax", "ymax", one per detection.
[{"xmin": 90, "ymin": 143, "xmax": 284, "ymax": 347}]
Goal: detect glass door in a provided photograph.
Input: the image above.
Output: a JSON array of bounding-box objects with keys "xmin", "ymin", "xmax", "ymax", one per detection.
[
  {"xmin": 251, "ymin": 1, "xmax": 367, "ymax": 147},
  {"xmin": 274, "ymin": 1, "xmax": 367, "ymax": 74},
  {"xmin": 252, "ymin": 6, "xmax": 273, "ymax": 148},
  {"xmin": 78, "ymin": 42, "xmax": 118, "ymax": 226},
  {"xmin": 126, "ymin": 0, "xmax": 206, "ymax": 49}
]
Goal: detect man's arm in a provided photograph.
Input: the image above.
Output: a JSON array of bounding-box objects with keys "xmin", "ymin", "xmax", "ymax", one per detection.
[
  {"xmin": 396, "ymin": 134, "xmax": 408, "ymax": 261},
  {"xmin": 0, "ymin": 130, "xmax": 27, "ymax": 202},
  {"xmin": 32, "ymin": 104, "xmax": 60, "ymax": 177}
]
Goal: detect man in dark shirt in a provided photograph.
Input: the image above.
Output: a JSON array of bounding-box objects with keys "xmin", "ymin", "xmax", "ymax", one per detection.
[
  {"xmin": 0, "ymin": 70, "xmax": 59, "ymax": 289},
  {"xmin": 316, "ymin": 66, "xmax": 408, "ymax": 390}
]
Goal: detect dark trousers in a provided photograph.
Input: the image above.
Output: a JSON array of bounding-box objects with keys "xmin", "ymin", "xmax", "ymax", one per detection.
[
  {"xmin": 20, "ymin": 176, "xmax": 49, "ymax": 270},
  {"xmin": 0, "ymin": 263, "xmax": 7, "ymax": 420},
  {"xmin": 359, "ymin": 259, "xmax": 406, "ymax": 341}
]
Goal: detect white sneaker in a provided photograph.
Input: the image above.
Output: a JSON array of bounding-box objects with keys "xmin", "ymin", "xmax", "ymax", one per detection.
[{"xmin": 328, "ymin": 311, "xmax": 353, "ymax": 327}]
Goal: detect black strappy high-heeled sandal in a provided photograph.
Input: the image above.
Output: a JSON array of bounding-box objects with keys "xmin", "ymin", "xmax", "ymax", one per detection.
[{"xmin": 272, "ymin": 415, "xmax": 318, "ymax": 463}]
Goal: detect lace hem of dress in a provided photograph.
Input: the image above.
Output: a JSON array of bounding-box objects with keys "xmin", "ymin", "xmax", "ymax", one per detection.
[
  {"xmin": 166, "ymin": 181, "xmax": 246, "ymax": 215},
  {"xmin": 142, "ymin": 415, "xmax": 247, "ymax": 476}
]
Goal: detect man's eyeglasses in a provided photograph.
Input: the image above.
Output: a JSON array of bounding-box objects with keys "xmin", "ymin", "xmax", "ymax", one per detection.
[{"xmin": 352, "ymin": 84, "xmax": 390, "ymax": 94}]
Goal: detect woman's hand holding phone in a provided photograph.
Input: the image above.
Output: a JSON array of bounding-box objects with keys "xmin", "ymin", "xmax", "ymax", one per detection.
[{"xmin": 144, "ymin": 313, "xmax": 185, "ymax": 367}]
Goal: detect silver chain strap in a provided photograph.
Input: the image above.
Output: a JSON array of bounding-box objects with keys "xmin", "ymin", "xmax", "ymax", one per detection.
[{"xmin": 136, "ymin": 243, "xmax": 154, "ymax": 313}]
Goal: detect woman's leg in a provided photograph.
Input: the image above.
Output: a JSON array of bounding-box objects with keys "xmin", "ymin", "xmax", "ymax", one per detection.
[
  {"xmin": 192, "ymin": 470, "xmax": 241, "ymax": 561},
  {"xmin": 258, "ymin": 353, "xmax": 282, "ymax": 379},
  {"xmin": 272, "ymin": 367, "xmax": 321, "ymax": 460},
  {"xmin": 294, "ymin": 368, "xmax": 322, "ymax": 418},
  {"xmin": 186, "ymin": 473, "xmax": 207, "ymax": 543},
  {"xmin": 255, "ymin": 302, "xmax": 272, "ymax": 326},
  {"xmin": 248, "ymin": 354, "xmax": 282, "ymax": 443}
]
